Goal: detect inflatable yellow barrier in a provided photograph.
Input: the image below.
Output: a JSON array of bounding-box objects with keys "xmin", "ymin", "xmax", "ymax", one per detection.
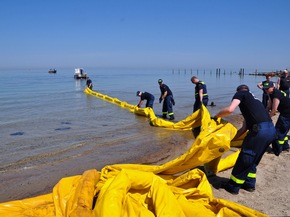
[
  {"xmin": 0, "ymin": 168, "xmax": 267, "ymax": 217},
  {"xmin": 84, "ymin": 88, "xmax": 242, "ymax": 174},
  {"xmin": 0, "ymin": 89, "xmax": 266, "ymax": 217},
  {"xmin": 84, "ymin": 88, "xmax": 202, "ymax": 130}
]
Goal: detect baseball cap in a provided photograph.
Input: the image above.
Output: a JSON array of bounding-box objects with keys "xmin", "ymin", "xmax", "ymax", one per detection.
[
  {"xmin": 136, "ymin": 91, "xmax": 141, "ymax": 96},
  {"xmin": 262, "ymin": 81, "xmax": 274, "ymax": 89},
  {"xmin": 158, "ymin": 79, "xmax": 163, "ymax": 83}
]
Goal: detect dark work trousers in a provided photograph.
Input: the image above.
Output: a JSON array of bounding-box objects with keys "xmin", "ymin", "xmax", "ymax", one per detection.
[
  {"xmin": 227, "ymin": 121, "xmax": 276, "ymax": 192},
  {"xmin": 145, "ymin": 96, "xmax": 155, "ymax": 108},
  {"xmin": 162, "ymin": 95, "xmax": 174, "ymax": 117},
  {"xmin": 272, "ymin": 115, "xmax": 290, "ymax": 156},
  {"xmin": 262, "ymin": 93, "xmax": 269, "ymax": 108},
  {"xmin": 193, "ymin": 97, "xmax": 208, "ymax": 112}
]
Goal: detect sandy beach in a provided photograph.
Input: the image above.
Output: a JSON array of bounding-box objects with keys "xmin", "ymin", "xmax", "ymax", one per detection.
[{"xmin": 0, "ymin": 114, "xmax": 289, "ymax": 216}]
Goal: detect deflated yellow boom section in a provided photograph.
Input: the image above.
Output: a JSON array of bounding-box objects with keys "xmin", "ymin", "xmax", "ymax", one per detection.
[{"xmin": 0, "ymin": 89, "xmax": 262, "ymax": 217}]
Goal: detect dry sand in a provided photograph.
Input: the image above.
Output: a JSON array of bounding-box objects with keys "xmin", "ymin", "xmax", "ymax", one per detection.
[{"xmin": 1, "ymin": 114, "xmax": 289, "ymax": 216}]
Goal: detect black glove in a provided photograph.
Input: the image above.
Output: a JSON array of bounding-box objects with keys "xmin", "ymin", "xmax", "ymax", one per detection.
[
  {"xmin": 211, "ymin": 116, "xmax": 218, "ymax": 121},
  {"xmin": 159, "ymin": 97, "xmax": 162, "ymax": 103},
  {"xmin": 171, "ymin": 98, "xmax": 175, "ymax": 106}
]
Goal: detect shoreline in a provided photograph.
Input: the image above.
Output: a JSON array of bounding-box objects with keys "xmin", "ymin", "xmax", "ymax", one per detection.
[
  {"xmin": 0, "ymin": 127, "xmax": 194, "ymax": 203},
  {"xmin": 1, "ymin": 113, "xmax": 289, "ymax": 216}
]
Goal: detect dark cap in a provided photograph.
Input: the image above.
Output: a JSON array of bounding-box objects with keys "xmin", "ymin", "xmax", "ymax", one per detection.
[
  {"xmin": 262, "ymin": 81, "xmax": 274, "ymax": 89},
  {"xmin": 158, "ymin": 79, "xmax": 163, "ymax": 83},
  {"xmin": 136, "ymin": 91, "xmax": 142, "ymax": 96}
]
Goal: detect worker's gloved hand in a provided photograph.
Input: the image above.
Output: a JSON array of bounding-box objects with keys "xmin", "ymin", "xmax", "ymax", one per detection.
[
  {"xmin": 211, "ymin": 116, "xmax": 218, "ymax": 121},
  {"xmin": 171, "ymin": 98, "xmax": 175, "ymax": 106},
  {"xmin": 159, "ymin": 97, "xmax": 162, "ymax": 103}
]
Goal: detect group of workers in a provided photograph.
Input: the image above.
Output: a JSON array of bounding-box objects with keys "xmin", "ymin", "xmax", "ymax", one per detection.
[
  {"xmin": 137, "ymin": 71, "xmax": 290, "ymax": 195},
  {"xmin": 136, "ymin": 79, "xmax": 176, "ymax": 120},
  {"xmin": 88, "ymin": 71, "xmax": 289, "ymax": 196},
  {"xmin": 215, "ymin": 69, "xmax": 290, "ymax": 195},
  {"xmin": 136, "ymin": 77, "xmax": 208, "ymax": 120}
]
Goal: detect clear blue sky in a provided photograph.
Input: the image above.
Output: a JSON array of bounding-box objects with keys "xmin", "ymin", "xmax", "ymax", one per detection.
[{"xmin": 0, "ymin": 0, "xmax": 289, "ymax": 71}]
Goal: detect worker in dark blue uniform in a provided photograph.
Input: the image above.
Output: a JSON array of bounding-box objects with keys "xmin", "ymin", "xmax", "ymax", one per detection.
[
  {"xmin": 191, "ymin": 76, "xmax": 209, "ymax": 112},
  {"xmin": 86, "ymin": 77, "xmax": 93, "ymax": 90},
  {"xmin": 136, "ymin": 91, "xmax": 155, "ymax": 108},
  {"xmin": 277, "ymin": 69, "xmax": 290, "ymax": 97},
  {"xmin": 215, "ymin": 85, "xmax": 276, "ymax": 195},
  {"xmin": 158, "ymin": 79, "xmax": 175, "ymax": 120},
  {"xmin": 263, "ymin": 82, "xmax": 290, "ymax": 155}
]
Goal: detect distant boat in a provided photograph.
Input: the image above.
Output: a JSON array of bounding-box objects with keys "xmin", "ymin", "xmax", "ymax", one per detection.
[
  {"xmin": 48, "ymin": 69, "xmax": 57, "ymax": 73},
  {"xmin": 74, "ymin": 68, "xmax": 87, "ymax": 79}
]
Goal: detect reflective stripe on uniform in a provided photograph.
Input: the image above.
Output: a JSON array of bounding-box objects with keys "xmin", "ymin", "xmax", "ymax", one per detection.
[
  {"xmin": 247, "ymin": 172, "xmax": 256, "ymax": 178},
  {"xmin": 168, "ymin": 112, "xmax": 174, "ymax": 116},
  {"xmin": 195, "ymin": 93, "xmax": 208, "ymax": 96},
  {"xmin": 280, "ymin": 90, "xmax": 287, "ymax": 97},
  {"xmin": 230, "ymin": 174, "xmax": 245, "ymax": 184}
]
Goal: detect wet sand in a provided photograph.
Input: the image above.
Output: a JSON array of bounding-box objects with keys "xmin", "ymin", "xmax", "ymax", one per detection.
[
  {"xmin": 0, "ymin": 124, "xmax": 194, "ymax": 203},
  {"xmin": 1, "ymin": 114, "xmax": 289, "ymax": 216}
]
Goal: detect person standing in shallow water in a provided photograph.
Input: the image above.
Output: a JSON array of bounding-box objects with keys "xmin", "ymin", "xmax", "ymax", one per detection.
[
  {"xmin": 214, "ymin": 85, "xmax": 276, "ymax": 195},
  {"xmin": 191, "ymin": 76, "xmax": 208, "ymax": 112},
  {"xmin": 136, "ymin": 91, "xmax": 155, "ymax": 108},
  {"xmin": 158, "ymin": 79, "xmax": 175, "ymax": 120},
  {"xmin": 86, "ymin": 77, "xmax": 93, "ymax": 90}
]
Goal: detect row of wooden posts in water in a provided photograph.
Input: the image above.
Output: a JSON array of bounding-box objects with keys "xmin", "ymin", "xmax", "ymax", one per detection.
[
  {"xmin": 172, "ymin": 68, "xmax": 287, "ymax": 77},
  {"xmin": 172, "ymin": 68, "xmax": 245, "ymax": 75}
]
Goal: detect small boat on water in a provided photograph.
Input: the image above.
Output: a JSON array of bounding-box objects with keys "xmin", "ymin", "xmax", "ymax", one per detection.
[
  {"xmin": 48, "ymin": 68, "xmax": 57, "ymax": 73},
  {"xmin": 74, "ymin": 68, "xmax": 87, "ymax": 79}
]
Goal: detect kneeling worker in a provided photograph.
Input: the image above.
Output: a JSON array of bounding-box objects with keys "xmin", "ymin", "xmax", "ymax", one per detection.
[{"xmin": 136, "ymin": 91, "xmax": 155, "ymax": 108}]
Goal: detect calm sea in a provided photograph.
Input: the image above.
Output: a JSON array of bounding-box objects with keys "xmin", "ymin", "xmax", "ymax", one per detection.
[{"xmin": 0, "ymin": 68, "xmax": 277, "ymax": 176}]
